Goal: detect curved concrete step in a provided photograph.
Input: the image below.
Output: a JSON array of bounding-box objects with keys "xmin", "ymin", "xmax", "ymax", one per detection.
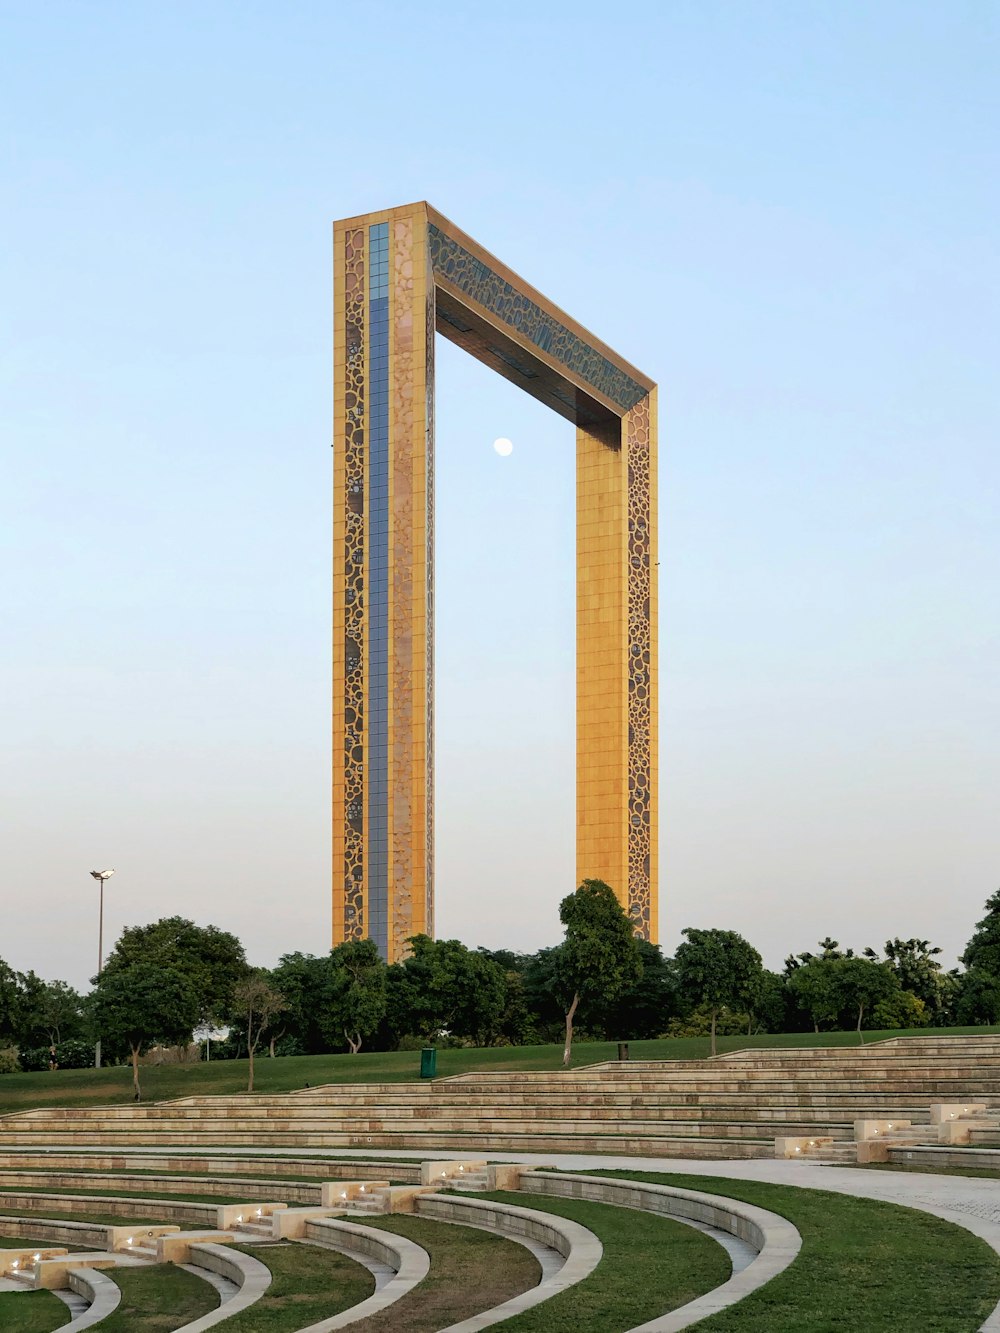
[
  {"xmin": 521, "ymin": 1171, "xmax": 802, "ymax": 1332},
  {"xmin": 415, "ymin": 1192, "xmax": 602, "ymax": 1331},
  {"xmin": 174, "ymin": 1243, "xmax": 271, "ymax": 1331},
  {"xmin": 295, "ymin": 1216, "xmax": 430, "ymax": 1329},
  {"xmin": 59, "ymin": 1267, "xmax": 122, "ymax": 1331}
]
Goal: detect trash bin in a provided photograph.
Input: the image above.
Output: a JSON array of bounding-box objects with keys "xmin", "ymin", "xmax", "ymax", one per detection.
[
  {"xmin": 617, "ymin": 1042, "xmax": 630, "ymax": 1062},
  {"xmin": 420, "ymin": 1047, "xmax": 437, "ymax": 1079}
]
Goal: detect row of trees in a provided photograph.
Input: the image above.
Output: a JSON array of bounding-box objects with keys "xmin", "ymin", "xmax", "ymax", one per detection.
[{"xmin": 3, "ymin": 887, "xmax": 1000, "ymax": 1088}]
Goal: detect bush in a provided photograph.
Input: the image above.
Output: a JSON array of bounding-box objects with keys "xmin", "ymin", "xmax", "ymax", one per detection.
[
  {"xmin": 394, "ymin": 1033, "xmax": 470, "ymax": 1051},
  {"xmin": 270, "ymin": 1035, "xmax": 306, "ymax": 1058},
  {"xmin": 56, "ymin": 1039, "xmax": 95, "ymax": 1069},
  {"xmin": 869, "ymin": 991, "xmax": 929, "ymax": 1029},
  {"xmin": 664, "ymin": 1006, "xmax": 751, "ymax": 1038},
  {"xmin": 18, "ymin": 1040, "xmax": 94, "ymax": 1072},
  {"xmin": 0, "ymin": 1047, "xmax": 19, "ymax": 1074},
  {"xmin": 209, "ymin": 1032, "xmax": 246, "ymax": 1060}
]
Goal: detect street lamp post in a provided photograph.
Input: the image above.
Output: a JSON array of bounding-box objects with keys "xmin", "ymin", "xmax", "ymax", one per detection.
[{"xmin": 89, "ymin": 869, "xmax": 115, "ymax": 1068}]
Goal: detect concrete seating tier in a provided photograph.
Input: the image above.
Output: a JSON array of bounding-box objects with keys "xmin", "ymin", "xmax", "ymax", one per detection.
[
  {"xmin": 0, "ymin": 1162, "xmax": 808, "ymax": 1332},
  {"xmin": 1, "ymin": 1035, "xmax": 994, "ymax": 1163},
  {"xmin": 0, "ymin": 1152, "xmax": 423, "ymax": 1183}
]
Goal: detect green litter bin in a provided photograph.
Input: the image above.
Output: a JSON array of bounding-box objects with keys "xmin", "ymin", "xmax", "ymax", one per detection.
[{"xmin": 420, "ymin": 1047, "xmax": 437, "ymax": 1079}]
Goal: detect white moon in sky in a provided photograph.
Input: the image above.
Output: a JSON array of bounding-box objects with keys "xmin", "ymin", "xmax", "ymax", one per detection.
[{"xmin": 493, "ymin": 437, "xmax": 514, "ymax": 457}]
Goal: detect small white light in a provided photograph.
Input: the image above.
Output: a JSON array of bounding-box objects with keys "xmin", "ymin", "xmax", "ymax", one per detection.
[
  {"xmin": 126, "ymin": 1238, "xmax": 133, "ymax": 1246},
  {"xmin": 255, "ymin": 1209, "xmax": 262, "ymax": 1218},
  {"xmin": 459, "ymin": 1165, "xmax": 465, "ymax": 1172},
  {"xmin": 359, "ymin": 1185, "xmax": 365, "ymax": 1193},
  {"xmin": 236, "ymin": 1215, "xmax": 243, "ymax": 1224},
  {"xmin": 33, "ymin": 1254, "xmax": 40, "ymax": 1263},
  {"xmin": 11, "ymin": 1260, "xmax": 18, "ymax": 1270},
  {"xmin": 794, "ymin": 1147, "xmax": 800, "ymax": 1154},
  {"xmin": 493, "ymin": 437, "xmax": 513, "ymax": 458}
]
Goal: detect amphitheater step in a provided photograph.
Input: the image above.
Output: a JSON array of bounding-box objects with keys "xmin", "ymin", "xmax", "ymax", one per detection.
[{"xmin": 805, "ymin": 1143, "xmax": 858, "ymax": 1163}]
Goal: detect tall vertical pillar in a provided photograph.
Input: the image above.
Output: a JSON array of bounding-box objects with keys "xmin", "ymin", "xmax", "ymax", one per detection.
[
  {"xmin": 576, "ymin": 420, "xmax": 629, "ymax": 902},
  {"xmin": 333, "ymin": 205, "xmax": 434, "ymax": 960}
]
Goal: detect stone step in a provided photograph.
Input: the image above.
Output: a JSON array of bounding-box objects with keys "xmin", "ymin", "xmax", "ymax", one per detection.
[
  {"xmin": 809, "ymin": 1146, "xmax": 859, "ymax": 1163},
  {"xmin": 0, "ymin": 1131, "xmax": 777, "ymax": 1159}
]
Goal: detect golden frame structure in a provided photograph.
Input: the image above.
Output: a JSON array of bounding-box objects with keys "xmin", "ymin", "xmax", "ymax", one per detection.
[{"xmin": 333, "ymin": 202, "xmax": 657, "ymax": 962}]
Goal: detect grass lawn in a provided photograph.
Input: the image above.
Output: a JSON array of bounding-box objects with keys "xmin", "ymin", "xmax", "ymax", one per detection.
[
  {"xmin": 855, "ymin": 1162, "xmax": 1000, "ymax": 1181},
  {"xmin": 469, "ymin": 1188, "xmax": 730, "ymax": 1331},
  {"xmin": 1, "ymin": 1024, "xmax": 996, "ymax": 1115},
  {"xmin": 0, "ymin": 1291, "xmax": 69, "ymax": 1332},
  {"xmin": 351, "ymin": 1214, "xmax": 542, "ymax": 1331},
  {"xmin": 221, "ymin": 1240, "xmax": 374, "ymax": 1331},
  {"xmin": 594, "ymin": 1170, "xmax": 1000, "ymax": 1331},
  {"xmin": 100, "ymin": 1265, "xmax": 218, "ymax": 1331}
]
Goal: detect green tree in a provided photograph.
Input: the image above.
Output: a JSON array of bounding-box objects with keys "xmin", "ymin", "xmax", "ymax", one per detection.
[
  {"xmin": 477, "ymin": 950, "xmax": 533, "ymax": 1045},
  {"xmin": 834, "ymin": 956, "xmax": 899, "ymax": 1038},
  {"xmin": 323, "ymin": 940, "xmax": 387, "ymax": 1054},
  {"xmin": 90, "ymin": 963, "xmax": 199, "ymax": 1100},
  {"xmin": 784, "ymin": 937, "xmax": 853, "ymax": 975},
  {"xmin": 0, "ymin": 960, "xmax": 22, "ymax": 1045},
  {"xmin": 390, "ymin": 937, "xmax": 508, "ymax": 1045},
  {"xmin": 866, "ymin": 938, "xmax": 954, "ymax": 1025},
  {"xmin": 231, "ymin": 972, "xmax": 286, "ymax": 1093},
  {"xmin": 553, "ymin": 880, "xmax": 641, "ymax": 1066},
  {"xmin": 676, "ymin": 928, "xmax": 764, "ymax": 1055},
  {"xmin": 956, "ymin": 969, "xmax": 1000, "ymax": 1025},
  {"xmin": 962, "ymin": 890, "xmax": 1000, "ymax": 977},
  {"xmin": 601, "ymin": 940, "xmax": 678, "ymax": 1040},
  {"xmin": 747, "ymin": 969, "xmax": 788, "ymax": 1035},
  {"xmin": 786, "ymin": 958, "xmax": 842, "ymax": 1033},
  {"xmin": 16, "ymin": 977, "xmax": 85, "ymax": 1049},
  {"xmin": 870, "ymin": 990, "xmax": 929, "ymax": 1030},
  {"xmin": 269, "ymin": 952, "xmax": 331, "ymax": 1053},
  {"xmin": 100, "ymin": 917, "xmax": 248, "ymax": 1027}
]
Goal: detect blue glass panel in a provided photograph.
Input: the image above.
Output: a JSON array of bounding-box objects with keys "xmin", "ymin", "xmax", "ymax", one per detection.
[{"xmin": 367, "ymin": 224, "xmax": 390, "ymax": 960}]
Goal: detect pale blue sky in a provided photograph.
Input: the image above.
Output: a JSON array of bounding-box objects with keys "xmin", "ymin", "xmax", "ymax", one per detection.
[{"xmin": 2, "ymin": 1, "xmax": 998, "ymax": 988}]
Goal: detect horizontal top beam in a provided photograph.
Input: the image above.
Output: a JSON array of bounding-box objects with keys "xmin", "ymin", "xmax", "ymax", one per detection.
[{"xmin": 334, "ymin": 202, "xmax": 655, "ymax": 429}]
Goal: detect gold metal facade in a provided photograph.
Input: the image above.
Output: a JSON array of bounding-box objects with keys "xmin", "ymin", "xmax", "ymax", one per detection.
[{"xmin": 333, "ymin": 202, "xmax": 657, "ymax": 961}]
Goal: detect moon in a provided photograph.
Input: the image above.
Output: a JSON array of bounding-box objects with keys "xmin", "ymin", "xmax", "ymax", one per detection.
[{"xmin": 493, "ymin": 437, "xmax": 513, "ymax": 457}]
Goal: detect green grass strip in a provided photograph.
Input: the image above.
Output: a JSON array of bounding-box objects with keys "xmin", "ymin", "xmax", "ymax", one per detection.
[
  {"xmin": 0, "ymin": 1290, "xmax": 69, "ymax": 1332},
  {"xmin": 594, "ymin": 1170, "xmax": 1000, "ymax": 1331},
  {"xmin": 857, "ymin": 1162, "xmax": 1000, "ymax": 1181},
  {"xmin": 348, "ymin": 1214, "xmax": 541, "ymax": 1331},
  {"xmin": 219, "ymin": 1241, "xmax": 373, "ymax": 1332},
  {"xmin": 99, "ymin": 1265, "xmax": 218, "ymax": 1332},
  {"xmin": 468, "ymin": 1189, "xmax": 730, "ymax": 1331}
]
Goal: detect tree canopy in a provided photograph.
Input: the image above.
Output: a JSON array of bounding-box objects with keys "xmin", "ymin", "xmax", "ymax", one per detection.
[
  {"xmin": 963, "ymin": 890, "xmax": 1000, "ymax": 977},
  {"xmin": 550, "ymin": 879, "xmax": 641, "ymax": 1066},
  {"xmin": 675, "ymin": 928, "xmax": 763, "ymax": 1055},
  {"xmin": 99, "ymin": 916, "xmax": 248, "ymax": 1027},
  {"xmin": 324, "ymin": 939, "xmax": 387, "ymax": 1054},
  {"xmin": 91, "ymin": 962, "xmax": 199, "ymax": 1098}
]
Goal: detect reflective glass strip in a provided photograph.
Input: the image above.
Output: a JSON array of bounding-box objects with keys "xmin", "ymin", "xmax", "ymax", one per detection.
[{"xmin": 367, "ymin": 223, "xmax": 390, "ymax": 959}]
